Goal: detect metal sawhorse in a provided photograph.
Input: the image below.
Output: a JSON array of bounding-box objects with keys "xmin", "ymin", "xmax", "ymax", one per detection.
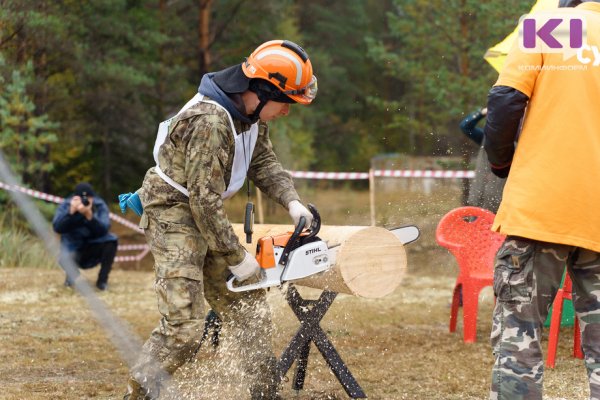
[{"xmin": 203, "ymin": 284, "xmax": 366, "ymax": 398}]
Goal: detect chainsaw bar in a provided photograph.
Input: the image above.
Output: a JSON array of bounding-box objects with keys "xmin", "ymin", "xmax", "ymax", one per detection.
[
  {"xmin": 326, "ymin": 225, "xmax": 420, "ymax": 266},
  {"xmin": 388, "ymin": 225, "xmax": 420, "ymax": 245}
]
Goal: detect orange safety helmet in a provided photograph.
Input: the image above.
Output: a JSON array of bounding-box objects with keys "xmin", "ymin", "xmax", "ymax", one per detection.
[{"xmin": 242, "ymin": 40, "xmax": 317, "ymax": 105}]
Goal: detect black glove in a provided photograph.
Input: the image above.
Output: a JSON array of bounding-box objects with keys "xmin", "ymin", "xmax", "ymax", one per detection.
[{"xmin": 491, "ymin": 165, "xmax": 510, "ymax": 178}]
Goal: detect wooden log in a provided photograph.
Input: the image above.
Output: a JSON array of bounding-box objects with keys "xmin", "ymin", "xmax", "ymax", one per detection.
[{"xmin": 231, "ymin": 224, "xmax": 407, "ymax": 299}]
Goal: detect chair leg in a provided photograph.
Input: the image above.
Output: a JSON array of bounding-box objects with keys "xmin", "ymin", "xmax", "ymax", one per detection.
[
  {"xmin": 573, "ymin": 316, "xmax": 583, "ymax": 359},
  {"xmin": 546, "ymin": 288, "xmax": 565, "ymax": 369},
  {"xmin": 449, "ymin": 284, "xmax": 461, "ymax": 333},
  {"xmin": 462, "ymin": 286, "xmax": 480, "ymax": 343}
]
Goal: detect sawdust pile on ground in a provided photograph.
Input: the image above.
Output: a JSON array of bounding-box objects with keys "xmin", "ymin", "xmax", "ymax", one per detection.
[{"xmin": 0, "ymin": 242, "xmax": 590, "ymax": 399}]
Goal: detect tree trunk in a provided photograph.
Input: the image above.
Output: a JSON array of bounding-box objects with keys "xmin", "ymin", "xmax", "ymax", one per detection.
[
  {"xmin": 198, "ymin": 0, "xmax": 213, "ymax": 76},
  {"xmin": 103, "ymin": 126, "xmax": 111, "ymax": 195},
  {"xmin": 158, "ymin": 0, "xmax": 166, "ymax": 117},
  {"xmin": 459, "ymin": 0, "xmax": 471, "ymax": 206}
]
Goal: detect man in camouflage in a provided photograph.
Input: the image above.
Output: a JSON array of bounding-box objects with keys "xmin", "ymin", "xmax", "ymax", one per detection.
[
  {"xmin": 484, "ymin": 1, "xmax": 600, "ymax": 398},
  {"xmin": 124, "ymin": 40, "xmax": 318, "ymax": 399},
  {"xmin": 490, "ymin": 240, "xmax": 600, "ymax": 398}
]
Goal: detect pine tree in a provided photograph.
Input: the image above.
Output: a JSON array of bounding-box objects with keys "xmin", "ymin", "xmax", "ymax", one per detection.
[
  {"xmin": 367, "ymin": 0, "xmax": 531, "ymax": 156},
  {"xmin": 0, "ymin": 55, "xmax": 58, "ymax": 186}
]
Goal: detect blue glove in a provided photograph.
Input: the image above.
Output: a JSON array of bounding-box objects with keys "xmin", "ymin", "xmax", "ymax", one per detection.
[{"xmin": 118, "ymin": 192, "xmax": 143, "ymax": 216}]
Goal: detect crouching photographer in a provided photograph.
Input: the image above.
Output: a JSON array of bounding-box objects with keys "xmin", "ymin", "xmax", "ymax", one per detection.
[{"xmin": 52, "ymin": 182, "xmax": 118, "ymax": 291}]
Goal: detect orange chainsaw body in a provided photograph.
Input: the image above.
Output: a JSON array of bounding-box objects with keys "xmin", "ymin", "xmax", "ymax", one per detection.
[
  {"xmin": 226, "ymin": 204, "xmax": 330, "ymax": 293},
  {"xmin": 256, "ymin": 231, "xmax": 311, "ymax": 269}
]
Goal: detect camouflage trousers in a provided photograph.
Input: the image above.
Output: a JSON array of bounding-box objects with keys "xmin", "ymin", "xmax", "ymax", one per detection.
[
  {"xmin": 490, "ymin": 236, "xmax": 600, "ymax": 400},
  {"xmin": 126, "ymin": 214, "xmax": 278, "ymax": 399}
]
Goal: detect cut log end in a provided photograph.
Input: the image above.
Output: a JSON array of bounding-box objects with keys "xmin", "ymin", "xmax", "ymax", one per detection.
[{"xmin": 295, "ymin": 226, "xmax": 406, "ymax": 298}]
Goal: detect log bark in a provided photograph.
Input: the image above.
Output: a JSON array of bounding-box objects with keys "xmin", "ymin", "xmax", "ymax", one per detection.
[{"xmin": 231, "ymin": 224, "xmax": 407, "ymax": 299}]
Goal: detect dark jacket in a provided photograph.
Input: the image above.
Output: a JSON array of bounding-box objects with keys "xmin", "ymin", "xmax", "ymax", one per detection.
[
  {"xmin": 459, "ymin": 109, "xmax": 507, "ymax": 213},
  {"xmin": 483, "ymin": 85, "xmax": 529, "ymax": 176},
  {"xmin": 459, "ymin": 110, "xmax": 485, "ymax": 146},
  {"xmin": 52, "ymin": 196, "xmax": 117, "ymax": 253}
]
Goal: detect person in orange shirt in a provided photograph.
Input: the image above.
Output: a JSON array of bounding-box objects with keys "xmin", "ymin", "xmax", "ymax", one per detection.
[{"xmin": 484, "ymin": 1, "xmax": 600, "ymax": 399}]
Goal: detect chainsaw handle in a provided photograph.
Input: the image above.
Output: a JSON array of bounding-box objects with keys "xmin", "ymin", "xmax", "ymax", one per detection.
[
  {"xmin": 244, "ymin": 202, "xmax": 254, "ymax": 244},
  {"xmin": 226, "ymin": 273, "xmax": 268, "ymax": 293},
  {"xmin": 279, "ymin": 204, "xmax": 322, "ymax": 266},
  {"xmin": 305, "ymin": 203, "xmax": 321, "ymax": 240},
  {"xmin": 226, "ymin": 274, "xmax": 246, "ymax": 292},
  {"xmin": 226, "ymin": 274, "xmax": 238, "ymax": 291},
  {"xmin": 278, "ymin": 216, "xmax": 306, "ymax": 267}
]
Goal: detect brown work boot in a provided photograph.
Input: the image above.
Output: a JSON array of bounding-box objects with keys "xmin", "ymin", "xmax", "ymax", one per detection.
[
  {"xmin": 123, "ymin": 377, "xmax": 153, "ymax": 400},
  {"xmin": 249, "ymin": 363, "xmax": 281, "ymax": 400},
  {"xmin": 250, "ymin": 387, "xmax": 282, "ymax": 400}
]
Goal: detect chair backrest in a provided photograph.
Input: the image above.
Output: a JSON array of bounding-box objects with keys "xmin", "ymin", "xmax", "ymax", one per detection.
[
  {"xmin": 562, "ymin": 272, "xmax": 573, "ymax": 296},
  {"xmin": 436, "ymin": 206, "xmax": 505, "ymax": 276}
]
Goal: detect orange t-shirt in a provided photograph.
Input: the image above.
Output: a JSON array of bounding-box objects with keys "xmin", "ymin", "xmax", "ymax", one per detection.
[{"xmin": 492, "ymin": 3, "xmax": 600, "ymax": 252}]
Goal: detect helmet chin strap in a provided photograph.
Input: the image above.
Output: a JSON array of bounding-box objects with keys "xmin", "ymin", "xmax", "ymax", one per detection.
[{"xmin": 248, "ymin": 92, "xmax": 270, "ymax": 123}]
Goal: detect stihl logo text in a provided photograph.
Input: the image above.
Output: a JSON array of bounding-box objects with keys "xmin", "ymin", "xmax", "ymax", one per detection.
[{"xmin": 305, "ymin": 248, "xmax": 320, "ymax": 256}]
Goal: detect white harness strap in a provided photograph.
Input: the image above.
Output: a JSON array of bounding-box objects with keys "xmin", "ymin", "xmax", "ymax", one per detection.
[{"xmin": 153, "ymin": 94, "xmax": 258, "ymax": 199}]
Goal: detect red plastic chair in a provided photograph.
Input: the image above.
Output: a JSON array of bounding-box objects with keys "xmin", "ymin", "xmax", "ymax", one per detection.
[
  {"xmin": 436, "ymin": 206, "xmax": 505, "ymax": 343},
  {"xmin": 546, "ymin": 272, "xmax": 584, "ymax": 368}
]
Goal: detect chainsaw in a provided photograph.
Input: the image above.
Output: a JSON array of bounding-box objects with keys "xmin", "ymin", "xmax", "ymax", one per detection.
[{"xmin": 226, "ymin": 204, "xmax": 420, "ymax": 293}]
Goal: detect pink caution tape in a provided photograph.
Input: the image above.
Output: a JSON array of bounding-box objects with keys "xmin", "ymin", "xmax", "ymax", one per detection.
[
  {"xmin": 288, "ymin": 169, "xmax": 475, "ymax": 180},
  {"xmin": 0, "ymin": 181, "xmax": 149, "ymax": 262}
]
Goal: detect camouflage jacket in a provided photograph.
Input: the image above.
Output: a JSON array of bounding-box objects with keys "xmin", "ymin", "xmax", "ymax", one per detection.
[{"xmin": 141, "ymin": 99, "xmax": 300, "ymax": 265}]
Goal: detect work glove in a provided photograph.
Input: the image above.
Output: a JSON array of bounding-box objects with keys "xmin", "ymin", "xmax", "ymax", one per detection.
[
  {"xmin": 287, "ymin": 200, "xmax": 313, "ymax": 229},
  {"xmin": 228, "ymin": 250, "xmax": 261, "ymax": 281}
]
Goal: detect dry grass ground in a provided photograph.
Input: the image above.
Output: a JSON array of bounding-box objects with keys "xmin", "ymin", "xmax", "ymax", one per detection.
[{"xmin": 0, "ymin": 184, "xmax": 591, "ymax": 399}]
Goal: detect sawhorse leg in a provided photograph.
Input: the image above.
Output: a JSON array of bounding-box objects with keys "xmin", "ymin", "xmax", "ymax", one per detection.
[
  {"xmin": 292, "ymin": 340, "xmax": 311, "ymax": 391},
  {"xmin": 277, "ymin": 285, "xmax": 367, "ymax": 399},
  {"xmin": 202, "ymin": 309, "xmax": 221, "ymax": 348}
]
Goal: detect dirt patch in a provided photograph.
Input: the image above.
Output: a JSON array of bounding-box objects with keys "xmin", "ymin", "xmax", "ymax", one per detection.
[{"xmin": 0, "ymin": 244, "xmax": 590, "ymax": 399}]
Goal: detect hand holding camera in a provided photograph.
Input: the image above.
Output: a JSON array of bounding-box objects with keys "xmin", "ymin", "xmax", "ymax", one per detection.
[{"xmin": 70, "ymin": 194, "xmax": 93, "ymax": 220}]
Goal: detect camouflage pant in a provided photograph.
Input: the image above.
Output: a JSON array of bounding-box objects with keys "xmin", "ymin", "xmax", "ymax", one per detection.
[
  {"xmin": 490, "ymin": 237, "xmax": 600, "ymax": 400},
  {"xmin": 127, "ymin": 214, "xmax": 278, "ymax": 399}
]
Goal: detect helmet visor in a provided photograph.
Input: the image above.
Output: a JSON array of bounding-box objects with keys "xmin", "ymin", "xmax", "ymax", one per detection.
[{"xmin": 284, "ymin": 75, "xmax": 318, "ymax": 103}]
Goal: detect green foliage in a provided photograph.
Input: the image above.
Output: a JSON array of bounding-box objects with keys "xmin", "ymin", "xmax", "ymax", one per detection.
[
  {"xmin": 0, "ymin": 212, "xmax": 58, "ymax": 269},
  {"xmin": 296, "ymin": 1, "xmax": 390, "ymax": 170},
  {"xmin": 269, "ymin": 105, "xmax": 314, "ymax": 170},
  {"xmin": 366, "ymin": 0, "xmax": 531, "ymax": 156},
  {"xmin": 0, "ymin": 54, "xmax": 58, "ymax": 180},
  {"xmin": 0, "ymin": 0, "xmax": 536, "ymax": 201}
]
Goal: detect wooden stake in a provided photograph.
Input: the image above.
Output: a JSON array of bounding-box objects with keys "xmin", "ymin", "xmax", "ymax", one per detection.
[
  {"xmin": 369, "ymin": 168, "xmax": 376, "ymax": 226},
  {"xmin": 255, "ymin": 188, "xmax": 264, "ymax": 224}
]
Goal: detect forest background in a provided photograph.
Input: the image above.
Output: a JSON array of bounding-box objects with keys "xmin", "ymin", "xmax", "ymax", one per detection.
[{"xmin": 0, "ymin": 0, "xmax": 531, "ymax": 202}]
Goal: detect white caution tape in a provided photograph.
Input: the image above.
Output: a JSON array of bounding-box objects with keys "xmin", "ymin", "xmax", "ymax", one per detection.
[
  {"xmin": 1, "ymin": 169, "xmax": 474, "ymax": 259},
  {"xmin": 288, "ymin": 169, "xmax": 475, "ymax": 180},
  {"xmin": 115, "ymin": 246, "xmax": 150, "ymax": 263},
  {"xmin": 0, "ymin": 180, "xmax": 65, "ymax": 203},
  {"xmin": 0, "ymin": 181, "xmax": 149, "ymax": 262},
  {"xmin": 117, "ymin": 244, "xmax": 149, "ymax": 251},
  {"xmin": 374, "ymin": 169, "xmax": 475, "ymax": 178},
  {"xmin": 108, "ymin": 213, "xmax": 143, "ymax": 233},
  {"xmin": 289, "ymin": 171, "xmax": 369, "ymax": 180}
]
